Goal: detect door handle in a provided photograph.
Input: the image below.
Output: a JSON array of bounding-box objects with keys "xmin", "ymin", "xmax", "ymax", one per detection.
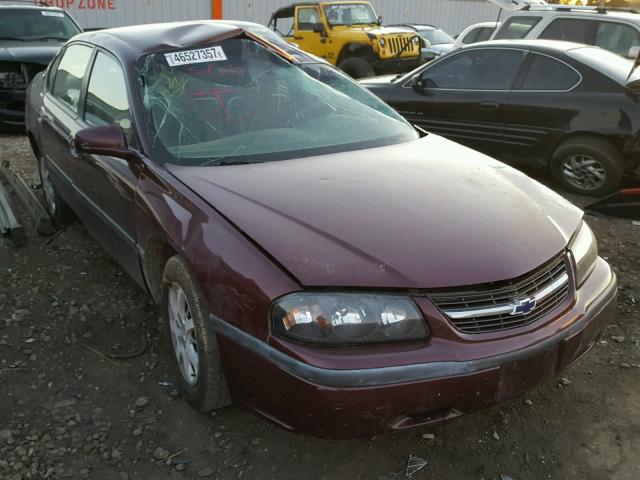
[
  {"xmin": 294, "ymin": 36, "xmax": 303, "ymax": 40},
  {"xmin": 479, "ymin": 101, "xmax": 500, "ymax": 111}
]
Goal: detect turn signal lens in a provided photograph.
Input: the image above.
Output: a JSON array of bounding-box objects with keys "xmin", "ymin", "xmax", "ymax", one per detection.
[{"xmin": 272, "ymin": 293, "xmax": 429, "ymax": 345}]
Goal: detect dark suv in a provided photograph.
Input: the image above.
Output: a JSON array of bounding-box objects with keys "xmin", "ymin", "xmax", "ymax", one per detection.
[{"xmin": 0, "ymin": 2, "xmax": 81, "ymax": 129}]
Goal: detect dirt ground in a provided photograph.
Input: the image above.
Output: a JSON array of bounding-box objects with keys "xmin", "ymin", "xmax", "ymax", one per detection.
[{"xmin": 1, "ymin": 132, "xmax": 639, "ymax": 480}]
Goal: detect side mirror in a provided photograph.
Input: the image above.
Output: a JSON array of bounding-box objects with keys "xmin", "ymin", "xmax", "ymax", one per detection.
[
  {"xmin": 628, "ymin": 46, "xmax": 640, "ymax": 59},
  {"xmin": 312, "ymin": 23, "xmax": 326, "ymax": 35},
  {"xmin": 74, "ymin": 125, "xmax": 136, "ymax": 161},
  {"xmin": 408, "ymin": 73, "xmax": 423, "ymax": 89},
  {"xmin": 377, "ymin": 15, "xmax": 383, "ymax": 25}
]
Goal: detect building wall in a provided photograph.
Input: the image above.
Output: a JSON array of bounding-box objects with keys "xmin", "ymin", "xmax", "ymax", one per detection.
[
  {"xmin": 44, "ymin": 0, "xmax": 500, "ymax": 35},
  {"xmin": 224, "ymin": 0, "xmax": 502, "ymax": 35}
]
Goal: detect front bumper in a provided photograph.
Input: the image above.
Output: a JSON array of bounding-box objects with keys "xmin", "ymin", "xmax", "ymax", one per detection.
[
  {"xmin": 214, "ymin": 258, "xmax": 617, "ymax": 438},
  {"xmin": 373, "ymin": 56, "xmax": 420, "ymax": 74},
  {"xmin": 0, "ymin": 87, "xmax": 26, "ymax": 128}
]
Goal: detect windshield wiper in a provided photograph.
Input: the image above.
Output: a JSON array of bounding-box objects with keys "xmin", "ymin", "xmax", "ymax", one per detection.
[
  {"xmin": 28, "ymin": 36, "xmax": 69, "ymax": 41},
  {"xmin": 0, "ymin": 37, "xmax": 27, "ymax": 41}
]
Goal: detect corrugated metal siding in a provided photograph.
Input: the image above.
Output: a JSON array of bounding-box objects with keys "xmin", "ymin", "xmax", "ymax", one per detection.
[
  {"xmin": 223, "ymin": 0, "xmax": 502, "ymax": 35},
  {"xmin": 50, "ymin": 0, "xmax": 211, "ymax": 30}
]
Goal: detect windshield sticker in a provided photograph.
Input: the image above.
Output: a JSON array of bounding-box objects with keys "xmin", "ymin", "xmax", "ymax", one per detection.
[
  {"xmin": 41, "ymin": 11, "xmax": 65, "ymax": 17},
  {"xmin": 164, "ymin": 47, "xmax": 227, "ymax": 67}
]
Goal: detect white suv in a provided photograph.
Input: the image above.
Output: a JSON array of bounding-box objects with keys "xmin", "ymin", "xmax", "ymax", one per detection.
[{"xmin": 490, "ymin": 4, "xmax": 640, "ymax": 58}]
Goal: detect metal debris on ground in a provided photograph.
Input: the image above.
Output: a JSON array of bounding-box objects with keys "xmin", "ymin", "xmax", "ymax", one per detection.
[
  {"xmin": 405, "ymin": 454, "xmax": 427, "ymax": 477},
  {"xmin": 0, "ymin": 179, "xmax": 25, "ymax": 247},
  {"xmin": 0, "ymin": 162, "xmax": 54, "ymax": 235}
]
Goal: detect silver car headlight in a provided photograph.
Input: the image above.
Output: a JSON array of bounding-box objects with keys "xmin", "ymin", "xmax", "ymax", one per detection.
[
  {"xmin": 271, "ymin": 293, "xmax": 429, "ymax": 345},
  {"xmin": 568, "ymin": 221, "xmax": 598, "ymax": 288},
  {"xmin": 379, "ymin": 37, "xmax": 385, "ymax": 47}
]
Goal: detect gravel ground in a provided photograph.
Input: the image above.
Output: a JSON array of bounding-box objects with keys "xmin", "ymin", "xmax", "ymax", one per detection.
[{"xmin": 1, "ymin": 132, "xmax": 639, "ymax": 480}]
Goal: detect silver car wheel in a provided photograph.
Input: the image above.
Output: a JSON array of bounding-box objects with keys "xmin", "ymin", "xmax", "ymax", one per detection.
[
  {"xmin": 561, "ymin": 154, "xmax": 606, "ymax": 191},
  {"xmin": 168, "ymin": 283, "xmax": 199, "ymax": 386}
]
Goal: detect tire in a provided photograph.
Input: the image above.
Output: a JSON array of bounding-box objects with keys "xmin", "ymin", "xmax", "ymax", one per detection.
[
  {"xmin": 550, "ymin": 136, "xmax": 624, "ymax": 197},
  {"xmin": 37, "ymin": 153, "xmax": 75, "ymax": 226},
  {"xmin": 161, "ymin": 255, "xmax": 230, "ymax": 411},
  {"xmin": 338, "ymin": 57, "xmax": 375, "ymax": 79}
]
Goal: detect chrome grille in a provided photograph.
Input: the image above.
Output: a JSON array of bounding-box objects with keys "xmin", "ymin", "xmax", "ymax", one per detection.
[{"xmin": 429, "ymin": 254, "xmax": 570, "ymax": 334}]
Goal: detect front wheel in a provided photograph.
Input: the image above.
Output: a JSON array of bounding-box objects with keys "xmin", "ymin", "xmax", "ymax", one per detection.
[
  {"xmin": 550, "ymin": 137, "xmax": 623, "ymax": 197},
  {"xmin": 338, "ymin": 57, "xmax": 375, "ymax": 79},
  {"xmin": 162, "ymin": 255, "xmax": 230, "ymax": 411}
]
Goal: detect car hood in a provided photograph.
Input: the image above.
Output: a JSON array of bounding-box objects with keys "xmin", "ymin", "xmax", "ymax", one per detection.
[
  {"xmin": 0, "ymin": 40, "xmax": 64, "ymax": 65},
  {"xmin": 424, "ymin": 43, "xmax": 454, "ymax": 55},
  {"xmin": 167, "ymin": 135, "xmax": 582, "ymax": 289}
]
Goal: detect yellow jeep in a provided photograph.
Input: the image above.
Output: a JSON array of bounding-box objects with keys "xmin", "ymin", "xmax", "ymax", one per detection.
[{"xmin": 268, "ymin": 1, "xmax": 422, "ymax": 78}]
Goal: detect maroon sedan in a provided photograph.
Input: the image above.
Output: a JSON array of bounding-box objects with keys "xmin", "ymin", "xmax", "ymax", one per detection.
[{"xmin": 25, "ymin": 22, "xmax": 617, "ymax": 438}]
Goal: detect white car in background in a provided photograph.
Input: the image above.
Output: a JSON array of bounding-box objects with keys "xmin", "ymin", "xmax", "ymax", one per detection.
[
  {"xmin": 452, "ymin": 21, "xmax": 500, "ymax": 50},
  {"xmin": 489, "ymin": 3, "xmax": 640, "ymax": 58}
]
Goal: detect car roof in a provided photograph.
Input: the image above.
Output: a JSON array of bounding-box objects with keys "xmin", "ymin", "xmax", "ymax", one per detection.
[
  {"xmin": 0, "ymin": 3, "xmax": 64, "ymax": 10},
  {"xmin": 507, "ymin": 5, "xmax": 640, "ymax": 21},
  {"xmin": 72, "ymin": 20, "xmax": 323, "ymax": 65},
  {"xmin": 73, "ymin": 21, "xmax": 244, "ymax": 59},
  {"xmin": 466, "ymin": 39, "xmax": 588, "ymax": 53},
  {"xmin": 271, "ymin": 1, "xmax": 371, "ymax": 19}
]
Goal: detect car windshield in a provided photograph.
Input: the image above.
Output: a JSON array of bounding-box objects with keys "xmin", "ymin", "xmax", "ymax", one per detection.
[
  {"xmin": 566, "ymin": 46, "xmax": 632, "ymax": 85},
  {"xmin": 420, "ymin": 29, "xmax": 454, "ymax": 45},
  {"xmin": 323, "ymin": 4, "xmax": 378, "ymax": 26},
  {"xmin": 139, "ymin": 38, "xmax": 416, "ymax": 166},
  {"xmin": 0, "ymin": 9, "xmax": 80, "ymax": 41}
]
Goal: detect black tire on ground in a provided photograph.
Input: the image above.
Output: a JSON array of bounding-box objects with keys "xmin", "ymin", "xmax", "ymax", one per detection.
[
  {"xmin": 37, "ymin": 154, "xmax": 75, "ymax": 227},
  {"xmin": 161, "ymin": 255, "xmax": 231, "ymax": 411},
  {"xmin": 338, "ymin": 57, "xmax": 375, "ymax": 79},
  {"xmin": 550, "ymin": 136, "xmax": 624, "ymax": 197}
]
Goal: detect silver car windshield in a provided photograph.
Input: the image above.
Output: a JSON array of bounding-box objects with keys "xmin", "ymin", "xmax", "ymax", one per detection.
[{"xmin": 139, "ymin": 38, "xmax": 416, "ymax": 166}]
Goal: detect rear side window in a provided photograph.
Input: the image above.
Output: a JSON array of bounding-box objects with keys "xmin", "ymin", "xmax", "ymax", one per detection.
[
  {"xmin": 520, "ymin": 53, "xmax": 580, "ymax": 91},
  {"xmin": 494, "ymin": 16, "xmax": 541, "ymax": 40},
  {"xmin": 595, "ymin": 22, "xmax": 640, "ymax": 57},
  {"xmin": 51, "ymin": 44, "xmax": 93, "ymax": 113},
  {"xmin": 84, "ymin": 52, "xmax": 133, "ymax": 141},
  {"xmin": 422, "ymin": 48, "xmax": 527, "ymax": 90},
  {"xmin": 540, "ymin": 18, "xmax": 594, "ymax": 43}
]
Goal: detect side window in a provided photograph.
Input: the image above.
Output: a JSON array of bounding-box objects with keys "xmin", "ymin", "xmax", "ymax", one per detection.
[
  {"xmin": 595, "ymin": 22, "xmax": 640, "ymax": 57},
  {"xmin": 421, "ymin": 49, "xmax": 527, "ymax": 90},
  {"xmin": 84, "ymin": 52, "xmax": 133, "ymax": 142},
  {"xmin": 297, "ymin": 7, "xmax": 321, "ymax": 31},
  {"xmin": 494, "ymin": 16, "xmax": 541, "ymax": 40},
  {"xmin": 540, "ymin": 18, "xmax": 594, "ymax": 44},
  {"xmin": 461, "ymin": 27, "xmax": 481, "ymax": 45},
  {"xmin": 46, "ymin": 52, "xmax": 64, "ymax": 91},
  {"xmin": 51, "ymin": 44, "xmax": 93, "ymax": 113},
  {"xmin": 520, "ymin": 53, "xmax": 580, "ymax": 91},
  {"xmin": 475, "ymin": 27, "xmax": 495, "ymax": 43}
]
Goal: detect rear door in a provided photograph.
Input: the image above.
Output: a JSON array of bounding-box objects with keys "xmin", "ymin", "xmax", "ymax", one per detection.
[
  {"xmin": 388, "ymin": 47, "xmax": 527, "ymax": 159},
  {"xmin": 40, "ymin": 43, "xmax": 94, "ymax": 211},
  {"xmin": 501, "ymin": 51, "xmax": 583, "ymax": 168}
]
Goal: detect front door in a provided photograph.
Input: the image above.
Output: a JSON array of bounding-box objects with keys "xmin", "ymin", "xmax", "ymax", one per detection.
[
  {"xmin": 294, "ymin": 6, "xmax": 327, "ymax": 59},
  {"xmin": 389, "ymin": 48, "xmax": 528, "ymax": 160},
  {"xmin": 73, "ymin": 49, "xmax": 144, "ymax": 286}
]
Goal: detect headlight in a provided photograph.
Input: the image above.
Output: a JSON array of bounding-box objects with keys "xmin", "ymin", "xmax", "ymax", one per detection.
[
  {"xmin": 568, "ymin": 221, "xmax": 598, "ymax": 287},
  {"xmin": 379, "ymin": 37, "xmax": 385, "ymax": 47},
  {"xmin": 412, "ymin": 36, "xmax": 420, "ymax": 44},
  {"xmin": 271, "ymin": 293, "xmax": 429, "ymax": 345}
]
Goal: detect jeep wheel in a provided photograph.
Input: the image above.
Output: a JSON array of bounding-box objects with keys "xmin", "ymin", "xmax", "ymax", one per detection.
[{"xmin": 338, "ymin": 57, "xmax": 375, "ymax": 79}]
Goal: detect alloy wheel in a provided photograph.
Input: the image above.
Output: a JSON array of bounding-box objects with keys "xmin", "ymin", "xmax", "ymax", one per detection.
[
  {"xmin": 168, "ymin": 283, "xmax": 199, "ymax": 386},
  {"xmin": 561, "ymin": 154, "xmax": 607, "ymax": 192}
]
